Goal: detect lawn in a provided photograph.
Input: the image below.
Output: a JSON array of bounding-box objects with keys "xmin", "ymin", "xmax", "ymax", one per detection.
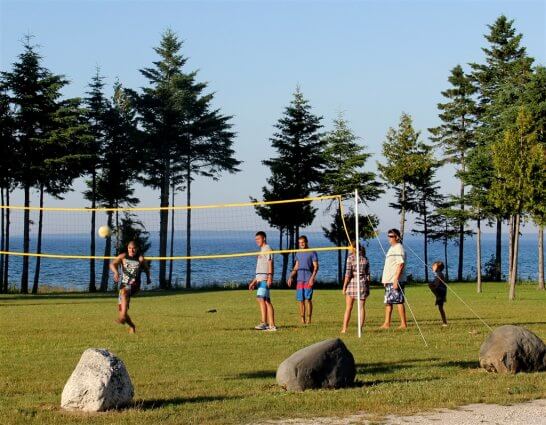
[{"xmin": 0, "ymin": 283, "xmax": 545, "ymax": 424}]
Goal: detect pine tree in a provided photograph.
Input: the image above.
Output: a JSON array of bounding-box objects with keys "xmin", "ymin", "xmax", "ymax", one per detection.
[
  {"xmin": 378, "ymin": 113, "xmax": 428, "ymax": 239},
  {"xmin": 319, "ymin": 114, "xmax": 383, "ymax": 283},
  {"xmin": 83, "ymin": 68, "xmax": 109, "ymax": 292},
  {"xmin": 1, "ymin": 36, "xmax": 71, "ymax": 293},
  {"xmin": 130, "ymin": 30, "xmax": 239, "ymax": 289},
  {"xmin": 469, "ymin": 15, "xmax": 534, "ymax": 282},
  {"xmin": 254, "ymin": 87, "xmax": 324, "ymax": 285},
  {"xmin": 429, "ymin": 64, "xmax": 478, "ymax": 281}
]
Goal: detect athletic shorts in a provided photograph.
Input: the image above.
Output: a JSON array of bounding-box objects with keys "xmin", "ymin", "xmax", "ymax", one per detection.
[
  {"xmin": 384, "ymin": 282, "xmax": 405, "ymax": 305},
  {"xmin": 118, "ymin": 283, "xmax": 139, "ymax": 309},
  {"xmin": 256, "ymin": 281, "xmax": 271, "ymax": 301},
  {"xmin": 296, "ymin": 282, "xmax": 313, "ymax": 301}
]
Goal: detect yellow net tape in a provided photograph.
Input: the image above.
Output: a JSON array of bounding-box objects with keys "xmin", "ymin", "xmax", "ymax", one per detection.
[{"xmin": 0, "ymin": 194, "xmax": 341, "ymax": 212}]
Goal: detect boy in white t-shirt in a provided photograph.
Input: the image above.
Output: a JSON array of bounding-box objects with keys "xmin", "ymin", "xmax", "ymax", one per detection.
[
  {"xmin": 380, "ymin": 228, "xmax": 407, "ymax": 329},
  {"xmin": 248, "ymin": 231, "xmax": 277, "ymax": 331}
]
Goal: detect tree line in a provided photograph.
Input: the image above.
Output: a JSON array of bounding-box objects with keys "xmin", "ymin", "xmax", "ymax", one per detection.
[{"xmin": 0, "ymin": 16, "xmax": 544, "ymax": 299}]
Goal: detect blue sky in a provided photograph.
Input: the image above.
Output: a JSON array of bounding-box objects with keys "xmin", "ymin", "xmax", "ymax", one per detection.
[{"xmin": 1, "ymin": 0, "xmax": 545, "ymax": 233}]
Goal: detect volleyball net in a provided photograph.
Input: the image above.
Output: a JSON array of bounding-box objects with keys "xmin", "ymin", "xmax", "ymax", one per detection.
[{"xmin": 0, "ymin": 194, "xmax": 356, "ymax": 261}]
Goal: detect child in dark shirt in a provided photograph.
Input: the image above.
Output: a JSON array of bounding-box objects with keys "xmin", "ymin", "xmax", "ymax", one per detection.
[{"xmin": 429, "ymin": 261, "xmax": 448, "ymax": 326}]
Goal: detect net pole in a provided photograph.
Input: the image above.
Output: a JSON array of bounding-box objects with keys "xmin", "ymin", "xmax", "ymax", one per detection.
[{"xmin": 355, "ymin": 189, "xmax": 361, "ymax": 338}]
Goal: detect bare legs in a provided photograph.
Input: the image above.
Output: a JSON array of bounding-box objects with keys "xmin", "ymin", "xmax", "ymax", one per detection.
[
  {"xmin": 381, "ymin": 303, "xmax": 407, "ymax": 329},
  {"xmin": 257, "ymin": 298, "xmax": 275, "ymax": 328},
  {"xmin": 298, "ymin": 300, "xmax": 313, "ymax": 324},
  {"xmin": 116, "ymin": 289, "xmax": 136, "ymax": 333},
  {"xmin": 341, "ymin": 296, "xmax": 365, "ymax": 333},
  {"xmin": 438, "ymin": 304, "xmax": 447, "ymax": 325}
]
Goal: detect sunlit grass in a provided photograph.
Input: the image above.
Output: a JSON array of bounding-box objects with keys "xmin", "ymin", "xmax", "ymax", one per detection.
[{"xmin": 0, "ymin": 282, "xmax": 545, "ymax": 424}]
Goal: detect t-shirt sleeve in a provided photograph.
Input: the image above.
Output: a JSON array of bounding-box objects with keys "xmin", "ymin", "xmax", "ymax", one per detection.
[
  {"xmin": 312, "ymin": 252, "xmax": 318, "ymax": 263},
  {"xmin": 345, "ymin": 256, "xmax": 352, "ymax": 278}
]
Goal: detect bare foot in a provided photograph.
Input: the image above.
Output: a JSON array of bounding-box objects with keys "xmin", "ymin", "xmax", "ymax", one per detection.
[
  {"xmin": 115, "ymin": 318, "xmax": 125, "ymax": 325},
  {"xmin": 398, "ymin": 325, "xmax": 407, "ymax": 330},
  {"xmin": 340, "ymin": 328, "xmax": 347, "ymax": 334},
  {"xmin": 380, "ymin": 324, "xmax": 390, "ymax": 329},
  {"xmin": 128, "ymin": 326, "xmax": 136, "ymax": 334},
  {"xmin": 442, "ymin": 323, "xmax": 448, "ymax": 327}
]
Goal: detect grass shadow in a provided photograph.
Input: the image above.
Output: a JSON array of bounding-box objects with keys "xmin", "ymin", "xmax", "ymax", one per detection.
[
  {"xmin": 356, "ymin": 357, "xmax": 441, "ymax": 374},
  {"xmin": 355, "ymin": 376, "xmax": 442, "ymax": 387},
  {"xmin": 233, "ymin": 370, "xmax": 277, "ymax": 379},
  {"xmin": 133, "ymin": 395, "xmax": 241, "ymax": 410}
]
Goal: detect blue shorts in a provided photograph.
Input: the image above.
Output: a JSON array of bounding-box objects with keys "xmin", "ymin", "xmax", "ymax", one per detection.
[
  {"xmin": 256, "ymin": 281, "xmax": 271, "ymax": 300},
  {"xmin": 296, "ymin": 282, "xmax": 313, "ymax": 301}
]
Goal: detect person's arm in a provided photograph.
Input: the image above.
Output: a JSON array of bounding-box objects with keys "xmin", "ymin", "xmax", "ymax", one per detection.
[
  {"xmin": 109, "ymin": 253, "xmax": 125, "ymax": 283},
  {"xmin": 139, "ymin": 256, "xmax": 151, "ymax": 285},
  {"xmin": 287, "ymin": 260, "xmax": 299, "ymax": 287},
  {"xmin": 266, "ymin": 254, "xmax": 274, "ymax": 288},
  {"xmin": 249, "ymin": 277, "xmax": 257, "ymax": 290},
  {"xmin": 392, "ymin": 263, "xmax": 405, "ymax": 289},
  {"xmin": 308, "ymin": 257, "xmax": 319, "ymax": 287},
  {"xmin": 343, "ymin": 257, "xmax": 352, "ymax": 294}
]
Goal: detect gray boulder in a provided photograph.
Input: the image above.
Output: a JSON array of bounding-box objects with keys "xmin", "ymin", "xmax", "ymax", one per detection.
[
  {"xmin": 479, "ymin": 325, "xmax": 546, "ymax": 374},
  {"xmin": 276, "ymin": 338, "xmax": 356, "ymax": 391},
  {"xmin": 61, "ymin": 348, "xmax": 134, "ymax": 411}
]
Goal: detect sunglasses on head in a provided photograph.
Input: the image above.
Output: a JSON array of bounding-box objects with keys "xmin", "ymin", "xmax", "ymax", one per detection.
[{"xmin": 388, "ymin": 234, "xmax": 396, "ymax": 238}]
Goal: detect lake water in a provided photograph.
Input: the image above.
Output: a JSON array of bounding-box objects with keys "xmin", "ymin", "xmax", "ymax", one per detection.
[{"xmin": 1, "ymin": 231, "xmax": 543, "ymax": 291}]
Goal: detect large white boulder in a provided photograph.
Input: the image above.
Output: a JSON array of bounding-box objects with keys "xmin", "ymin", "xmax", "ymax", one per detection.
[{"xmin": 61, "ymin": 348, "xmax": 134, "ymax": 412}]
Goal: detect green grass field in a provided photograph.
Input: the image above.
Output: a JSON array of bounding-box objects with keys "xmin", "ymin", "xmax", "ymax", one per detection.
[{"xmin": 1, "ymin": 283, "xmax": 545, "ymax": 424}]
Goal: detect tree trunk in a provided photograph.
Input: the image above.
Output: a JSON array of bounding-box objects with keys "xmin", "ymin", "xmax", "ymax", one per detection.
[
  {"xmin": 0, "ymin": 187, "xmax": 4, "ymax": 292},
  {"xmin": 539, "ymin": 226, "xmax": 544, "ymax": 290},
  {"xmin": 443, "ymin": 237, "xmax": 449, "ymax": 282},
  {"xmin": 423, "ymin": 203, "xmax": 429, "ymax": 283},
  {"xmin": 508, "ymin": 214, "xmax": 520, "ymax": 301},
  {"xmin": 495, "ymin": 219, "xmax": 502, "ymax": 281},
  {"xmin": 476, "ymin": 217, "xmax": 482, "ymax": 293},
  {"xmin": 168, "ymin": 183, "xmax": 175, "ymax": 286},
  {"xmin": 100, "ymin": 212, "xmax": 113, "ymax": 291},
  {"xmin": 400, "ymin": 182, "xmax": 406, "ymax": 239},
  {"xmin": 21, "ymin": 184, "xmax": 30, "ymax": 294},
  {"xmin": 185, "ymin": 166, "xmax": 191, "ymax": 289},
  {"xmin": 3, "ymin": 189, "xmax": 10, "ymax": 293},
  {"xmin": 89, "ymin": 171, "xmax": 97, "ymax": 292},
  {"xmin": 457, "ymin": 180, "xmax": 465, "ymax": 281},
  {"xmin": 508, "ymin": 215, "xmax": 514, "ymax": 284},
  {"xmin": 158, "ymin": 162, "xmax": 170, "ymax": 289},
  {"xmin": 31, "ymin": 185, "xmax": 44, "ymax": 294}
]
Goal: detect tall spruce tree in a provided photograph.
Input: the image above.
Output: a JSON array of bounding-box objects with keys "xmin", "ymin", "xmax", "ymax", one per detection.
[
  {"xmin": 254, "ymin": 87, "xmax": 324, "ymax": 285},
  {"xmin": 469, "ymin": 15, "xmax": 534, "ymax": 281},
  {"xmin": 378, "ymin": 113, "xmax": 428, "ymax": 239},
  {"xmin": 83, "ymin": 68, "xmax": 109, "ymax": 292},
  {"xmin": 131, "ymin": 30, "xmax": 239, "ymax": 289},
  {"xmin": 429, "ymin": 64, "xmax": 478, "ymax": 281},
  {"xmin": 0, "ymin": 83, "xmax": 16, "ymax": 293},
  {"xmin": 1, "ymin": 36, "xmax": 71, "ymax": 293},
  {"xmin": 319, "ymin": 114, "xmax": 383, "ymax": 283}
]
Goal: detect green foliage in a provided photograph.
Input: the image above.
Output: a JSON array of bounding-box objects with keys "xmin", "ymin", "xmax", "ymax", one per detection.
[
  {"xmin": 116, "ymin": 213, "xmax": 151, "ymax": 255},
  {"xmin": 320, "ymin": 114, "xmax": 383, "ymax": 202},
  {"xmin": 255, "ymin": 87, "xmax": 324, "ymax": 233}
]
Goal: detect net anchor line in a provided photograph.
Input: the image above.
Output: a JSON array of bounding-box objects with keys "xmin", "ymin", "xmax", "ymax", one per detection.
[{"xmin": 357, "ymin": 195, "xmax": 428, "ymax": 347}]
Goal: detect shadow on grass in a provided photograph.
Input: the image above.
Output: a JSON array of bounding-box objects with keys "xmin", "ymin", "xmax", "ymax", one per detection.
[
  {"xmin": 355, "ymin": 376, "xmax": 442, "ymax": 387},
  {"xmin": 356, "ymin": 357, "xmax": 441, "ymax": 374},
  {"xmin": 133, "ymin": 395, "xmax": 241, "ymax": 410},
  {"xmin": 435, "ymin": 360, "xmax": 478, "ymax": 369},
  {"xmin": 234, "ymin": 370, "xmax": 277, "ymax": 379}
]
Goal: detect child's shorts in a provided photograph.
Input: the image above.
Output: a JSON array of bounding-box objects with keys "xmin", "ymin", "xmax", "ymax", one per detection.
[
  {"xmin": 256, "ymin": 281, "xmax": 271, "ymax": 301},
  {"xmin": 296, "ymin": 282, "xmax": 313, "ymax": 301},
  {"xmin": 430, "ymin": 285, "xmax": 447, "ymax": 306},
  {"xmin": 384, "ymin": 282, "xmax": 405, "ymax": 305}
]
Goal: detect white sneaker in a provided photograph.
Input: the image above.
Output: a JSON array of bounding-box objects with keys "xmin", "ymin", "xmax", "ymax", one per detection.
[
  {"xmin": 254, "ymin": 323, "xmax": 268, "ymax": 330},
  {"xmin": 266, "ymin": 326, "xmax": 278, "ymax": 332}
]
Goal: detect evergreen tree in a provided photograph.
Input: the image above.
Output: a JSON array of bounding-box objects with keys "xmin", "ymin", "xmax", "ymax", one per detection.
[
  {"xmin": 130, "ymin": 30, "xmax": 239, "ymax": 289},
  {"xmin": 83, "ymin": 68, "xmax": 109, "ymax": 292},
  {"xmin": 0, "ymin": 83, "xmax": 16, "ymax": 293},
  {"xmin": 377, "ymin": 113, "xmax": 428, "ymax": 239},
  {"xmin": 319, "ymin": 114, "xmax": 383, "ymax": 283},
  {"xmin": 254, "ymin": 87, "xmax": 324, "ymax": 285},
  {"xmin": 469, "ymin": 15, "xmax": 534, "ymax": 281},
  {"xmin": 1, "ymin": 36, "xmax": 71, "ymax": 293},
  {"xmin": 85, "ymin": 81, "xmax": 140, "ymax": 291},
  {"xmin": 429, "ymin": 64, "xmax": 478, "ymax": 281},
  {"xmin": 31, "ymin": 97, "xmax": 91, "ymax": 294},
  {"xmin": 409, "ymin": 145, "xmax": 442, "ymax": 283}
]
